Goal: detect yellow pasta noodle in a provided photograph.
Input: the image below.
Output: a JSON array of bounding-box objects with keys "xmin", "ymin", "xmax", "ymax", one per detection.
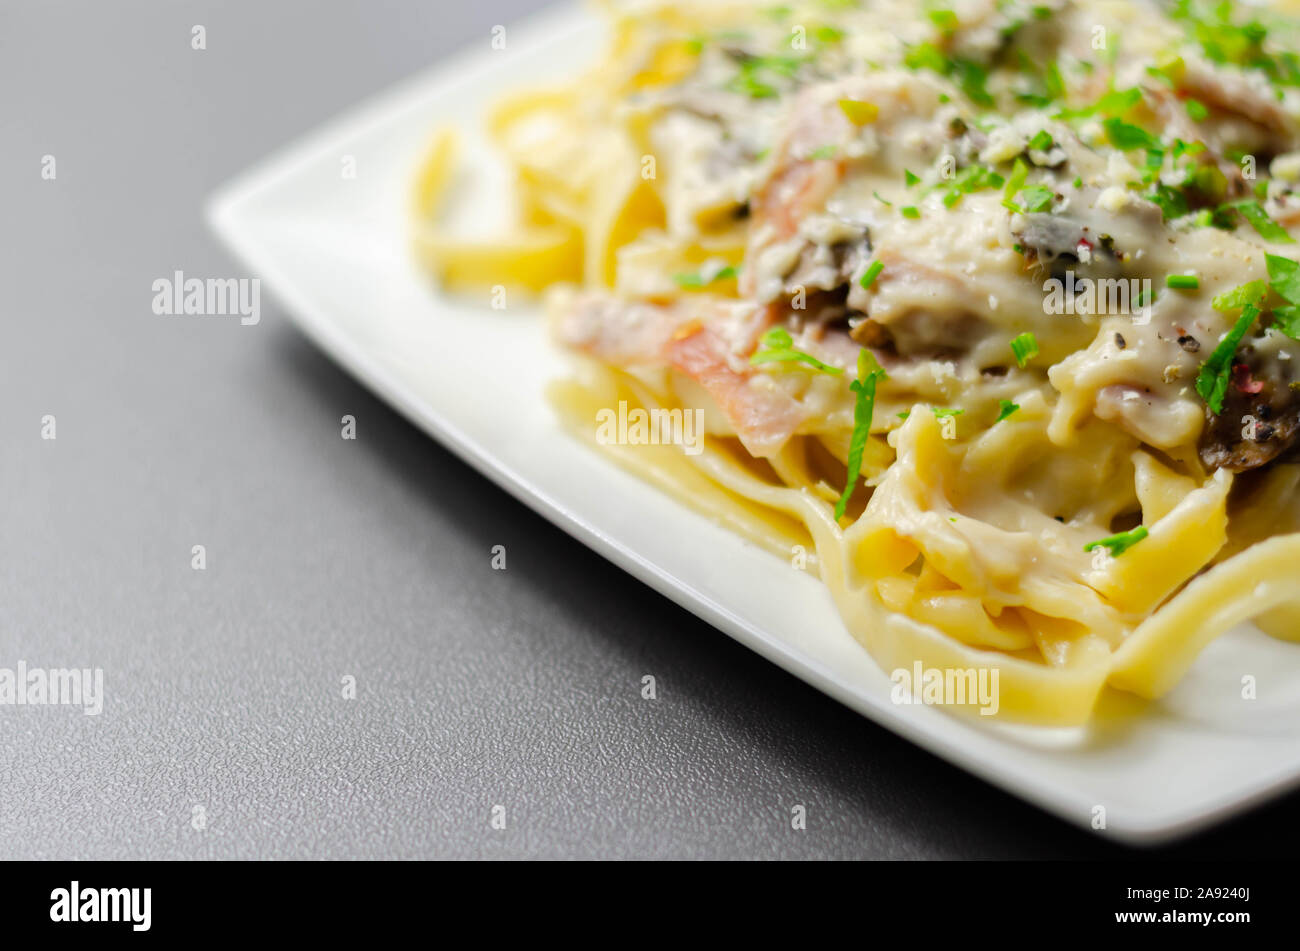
[{"xmin": 414, "ymin": 0, "xmax": 1300, "ymax": 724}]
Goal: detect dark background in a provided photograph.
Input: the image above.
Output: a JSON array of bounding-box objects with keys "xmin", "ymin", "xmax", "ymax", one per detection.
[{"xmin": 1, "ymin": 0, "xmax": 1294, "ymax": 858}]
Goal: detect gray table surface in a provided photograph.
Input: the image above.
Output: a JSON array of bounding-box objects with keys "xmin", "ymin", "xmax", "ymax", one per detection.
[{"xmin": 1, "ymin": 0, "xmax": 1296, "ymax": 860}]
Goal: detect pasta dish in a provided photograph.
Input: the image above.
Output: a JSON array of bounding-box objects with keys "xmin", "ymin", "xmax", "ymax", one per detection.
[{"xmin": 414, "ymin": 0, "xmax": 1300, "ymax": 723}]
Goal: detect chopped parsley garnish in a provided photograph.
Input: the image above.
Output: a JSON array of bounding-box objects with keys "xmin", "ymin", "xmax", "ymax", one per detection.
[
  {"xmin": 1185, "ymin": 98, "xmax": 1209, "ymax": 121},
  {"xmin": 1166, "ymin": 273, "xmax": 1200, "ymax": 290},
  {"xmin": 809, "ymin": 145, "xmax": 839, "ymax": 160},
  {"xmin": 1195, "ymin": 302, "xmax": 1260, "ymax": 413},
  {"xmin": 1084, "ymin": 526, "xmax": 1149, "ymax": 557},
  {"xmin": 1223, "ymin": 200, "xmax": 1295, "ymax": 244},
  {"xmin": 1009, "ymin": 185, "xmax": 1055, "ymax": 213},
  {"xmin": 902, "ymin": 42, "xmax": 994, "ymax": 107},
  {"xmin": 860, "ymin": 259, "xmax": 884, "ymax": 289},
  {"xmin": 673, "ymin": 265, "xmax": 738, "ymax": 288},
  {"xmin": 750, "ymin": 327, "xmax": 844, "ymax": 375},
  {"xmin": 728, "ymin": 71, "xmax": 778, "ymax": 99},
  {"xmin": 938, "ymin": 164, "xmax": 1005, "ymax": 208},
  {"xmin": 727, "ymin": 55, "xmax": 805, "ymax": 99},
  {"xmin": 931, "ymin": 407, "xmax": 964, "ymax": 418},
  {"xmin": 1055, "ymin": 86, "xmax": 1141, "ymax": 120},
  {"xmin": 903, "ymin": 41, "xmax": 949, "ymax": 74},
  {"xmin": 901, "ymin": 205, "xmax": 921, "ymax": 219},
  {"xmin": 1211, "ymin": 279, "xmax": 1267, "ymax": 312},
  {"xmin": 1103, "ymin": 116, "xmax": 1159, "ymax": 151},
  {"xmin": 1266, "ymin": 252, "xmax": 1300, "ymax": 302},
  {"xmin": 1003, "ymin": 158, "xmax": 1029, "ymax": 201},
  {"xmin": 1273, "ymin": 306, "xmax": 1300, "ymax": 340},
  {"xmin": 927, "ymin": 9, "xmax": 958, "ymax": 32},
  {"xmin": 1146, "ymin": 183, "xmax": 1189, "ymax": 222},
  {"xmin": 1027, "ymin": 129, "xmax": 1054, "ymax": 151},
  {"xmin": 1010, "ymin": 332, "xmax": 1039, "ymax": 368},
  {"xmin": 1266, "ymin": 253, "xmax": 1300, "ymax": 340},
  {"xmin": 995, "ymin": 400, "xmax": 1020, "ymax": 422},
  {"xmin": 834, "ymin": 351, "xmax": 888, "ymax": 520},
  {"xmin": 904, "ymin": 169, "xmax": 920, "ymax": 187}
]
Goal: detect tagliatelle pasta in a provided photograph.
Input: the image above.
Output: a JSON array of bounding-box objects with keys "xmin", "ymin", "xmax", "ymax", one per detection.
[{"xmin": 415, "ymin": 0, "xmax": 1300, "ymax": 724}]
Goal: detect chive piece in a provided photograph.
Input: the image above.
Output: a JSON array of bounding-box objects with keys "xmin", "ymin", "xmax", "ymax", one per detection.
[
  {"xmin": 1084, "ymin": 526, "xmax": 1149, "ymax": 557},
  {"xmin": 995, "ymin": 399, "xmax": 1020, "ymax": 422},
  {"xmin": 931, "ymin": 407, "xmax": 964, "ymax": 418},
  {"xmin": 901, "ymin": 205, "xmax": 920, "ymax": 219},
  {"xmin": 859, "ymin": 260, "xmax": 884, "ymax": 289},
  {"xmin": 873, "ymin": 191, "xmax": 892, "ymax": 206},
  {"xmin": 1195, "ymin": 303, "xmax": 1260, "ymax": 413},
  {"xmin": 1010, "ymin": 332, "xmax": 1039, "ymax": 368},
  {"xmin": 751, "ymin": 327, "xmax": 844, "ymax": 375},
  {"xmin": 834, "ymin": 351, "xmax": 888, "ymax": 520},
  {"xmin": 1166, "ymin": 274, "xmax": 1199, "ymax": 290}
]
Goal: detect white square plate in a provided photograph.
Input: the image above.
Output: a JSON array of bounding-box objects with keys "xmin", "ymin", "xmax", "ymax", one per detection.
[{"xmin": 208, "ymin": 1, "xmax": 1300, "ymax": 845}]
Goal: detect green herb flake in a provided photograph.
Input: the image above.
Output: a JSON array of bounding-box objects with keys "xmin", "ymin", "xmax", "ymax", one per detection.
[
  {"xmin": 1016, "ymin": 185, "xmax": 1055, "ymax": 213},
  {"xmin": 995, "ymin": 399, "xmax": 1020, "ymax": 422},
  {"xmin": 927, "ymin": 9, "xmax": 958, "ymax": 31},
  {"xmin": 1084, "ymin": 526, "xmax": 1149, "ymax": 557},
  {"xmin": 1266, "ymin": 253, "xmax": 1300, "ymax": 303},
  {"xmin": 1010, "ymin": 332, "xmax": 1039, "ymax": 368},
  {"xmin": 859, "ymin": 259, "xmax": 884, "ymax": 289},
  {"xmin": 751, "ymin": 326, "xmax": 845, "ymax": 375},
  {"xmin": 1195, "ymin": 302, "xmax": 1261, "ymax": 413},
  {"xmin": 1225, "ymin": 200, "xmax": 1295, "ymax": 244},
  {"xmin": 1211, "ymin": 279, "xmax": 1267, "ymax": 312},
  {"xmin": 1103, "ymin": 116, "xmax": 1159, "ymax": 151},
  {"xmin": 673, "ymin": 265, "xmax": 738, "ymax": 289},
  {"xmin": 834, "ymin": 351, "xmax": 889, "ymax": 520}
]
